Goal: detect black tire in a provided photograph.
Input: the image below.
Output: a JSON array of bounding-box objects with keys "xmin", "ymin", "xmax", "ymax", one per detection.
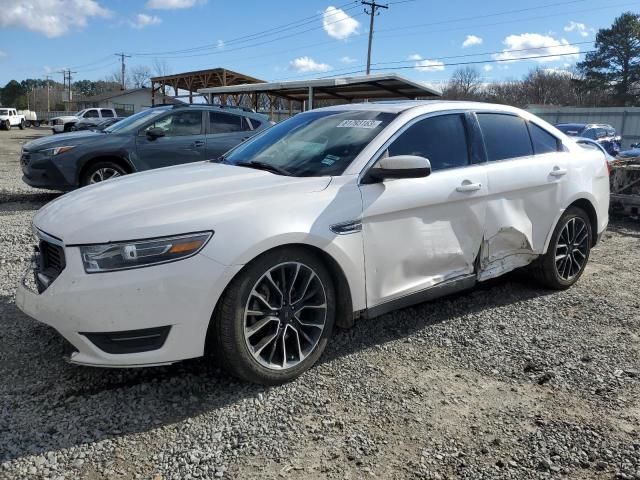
[
  {"xmin": 5, "ymin": 120, "xmax": 10, "ymax": 131},
  {"xmin": 34, "ymin": 121, "xmax": 41, "ymax": 127},
  {"xmin": 210, "ymin": 247, "xmax": 336, "ymax": 385},
  {"xmin": 80, "ymin": 161, "xmax": 127, "ymax": 186},
  {"xmin": 63, "ymin": 123, "xmax": 73, "ymax": 133},
  {"xmin": 530, "ymin": 206, "xmax": 592, "ymax": 290},
  {"xmin": 19, "ymin": 120, "xmax": 25, "ymax": 130}
]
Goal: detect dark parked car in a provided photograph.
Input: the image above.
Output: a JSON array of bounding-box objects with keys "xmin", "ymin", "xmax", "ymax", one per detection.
[
  {"xmin": 21, "ymin": 105, "xmax": 271, "ymax": 190},
  {"xmin": 70, "ymin": 116, "xmax": 124, "ymax": 132},
  {"xmin": 555, "ymin": 123, "xmax": 621, "ymax": 156}
]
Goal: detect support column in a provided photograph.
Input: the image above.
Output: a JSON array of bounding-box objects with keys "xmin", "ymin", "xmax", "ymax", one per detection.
[{"xmin": 307, "ymin": 86, "xmax": 314, "ymax": 111}]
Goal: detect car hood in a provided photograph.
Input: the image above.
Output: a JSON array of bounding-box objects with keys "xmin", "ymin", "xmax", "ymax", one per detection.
[
  {"xmin": 51, "ymin": 115, "xmax": 78, "ymax": 122},
  {"xmin": 34, "ymin": 162, "xmax": 332, "ymax": 245},
  {"xmin": 24, "ymin": 130, "xmax": 106, "ymax": 151}
]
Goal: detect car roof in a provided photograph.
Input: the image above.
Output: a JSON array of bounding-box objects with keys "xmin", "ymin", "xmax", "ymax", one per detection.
[{"xmin": 312, "ymin": 100, "xmax": 527, "ymax": 115}]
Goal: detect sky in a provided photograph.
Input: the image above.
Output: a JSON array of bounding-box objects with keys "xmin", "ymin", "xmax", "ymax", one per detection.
[{"xmin": 0, "ymin": 0, "xmax": 636, "ymax": 88}]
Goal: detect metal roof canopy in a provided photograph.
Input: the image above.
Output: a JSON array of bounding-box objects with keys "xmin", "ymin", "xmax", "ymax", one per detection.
[
  {"xmin": 151, "ymin": 68, "xmax": 264, "ymax": 105},
  {"xmin": 198, "ymin": 73, "xmax": 441, "ymax": 109}
]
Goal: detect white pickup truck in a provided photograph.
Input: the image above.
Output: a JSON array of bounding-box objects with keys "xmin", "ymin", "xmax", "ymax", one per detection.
[
  {"xmin": 50, "ymin": 107, "xmax": 117, "ymax": 134},
  {"xmin": 0, "ymin": 108, "xmax": 25, "ymax": 130}
]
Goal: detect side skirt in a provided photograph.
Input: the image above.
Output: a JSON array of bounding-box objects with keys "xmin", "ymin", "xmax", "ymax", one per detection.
[{"xmin": 362, "ymin": 274, "xmax": 477, "ymax": 320}]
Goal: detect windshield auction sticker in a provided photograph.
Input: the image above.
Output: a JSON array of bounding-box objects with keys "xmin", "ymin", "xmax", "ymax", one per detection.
[{"xmin": 336, "ymin": 120, "xmax": 382, "ymax": 129}]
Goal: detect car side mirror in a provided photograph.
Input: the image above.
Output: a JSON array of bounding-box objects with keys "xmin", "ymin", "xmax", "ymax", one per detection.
[
  {"xmin": 364, "ymin": 155, "xmax": 432, "ymax": 183},
  {"xmin": 146, "ymin": 127, "xmax": 165, "ymax": 139}
]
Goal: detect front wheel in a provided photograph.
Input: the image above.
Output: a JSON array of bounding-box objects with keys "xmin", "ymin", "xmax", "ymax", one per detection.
[
  {"xmin": 81, "ymin": 161, "xmax": 126, "ymax": 186},
  {"xmin": 531, "ymin": 207, "xmax": 592, "ymax": 290},
  {"xmin": 211, "ymin": 248, "xmax": 336, "ymax": 385},
  {"xmin": 4, "ymin": 120, "xmax": 10, "ymax": 131}
]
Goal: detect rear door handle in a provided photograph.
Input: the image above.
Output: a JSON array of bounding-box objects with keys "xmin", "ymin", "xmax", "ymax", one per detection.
[
  {"xmin": 192, "ymin": 140, "xmax": 205, "ymax": 148},
  {"xmin": 456, "ymin": 181, "xmax": 482, "ymax": 192},
  {"xmin": 550, "ymin": 166, "xmax": 568, "ymax": 177}
]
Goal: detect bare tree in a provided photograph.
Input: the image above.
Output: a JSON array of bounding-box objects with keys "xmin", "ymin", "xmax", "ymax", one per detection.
[
  {"xmin": 442, "ymin": 67, "xmax": 484, "ymax": 100},
  {"xmin": 105, "ymin": 69, "xmax": 129, "ymax": 89},
  {"xmin": 130, "ymin": 65, "xmax": 152, "ymax": 88}
]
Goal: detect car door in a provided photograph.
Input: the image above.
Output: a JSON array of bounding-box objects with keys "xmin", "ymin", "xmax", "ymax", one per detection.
[
  {"xmin": 359, "ymin": 112, "xmax": 488, "ymax": 309},
  {"xmin": 477, "ymin": 112, "xmax": 569, "ymax": 279},
  {"xmin": 205, "ymin": 111, "xmax": 254, "ymax": 159},
  {"xmin": 135, "ymin": 110, "xmax": 206, "ymax": 170}
]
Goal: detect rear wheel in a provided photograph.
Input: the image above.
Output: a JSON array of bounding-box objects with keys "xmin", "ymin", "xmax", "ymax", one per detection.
[
  {"xmin": 81, "ymin": 161, "xmax": 126, "ymax": 186},
  {"xmin": 211, "ymin": 248, "xmax": 336, "ymax": 385},
  {"xmin": 531, "ymin": 207, "xmax": 592, "ymax": 289},
  {"xmin": 19, "ymin": 120, "xmax": 25, "ymax": 130}
]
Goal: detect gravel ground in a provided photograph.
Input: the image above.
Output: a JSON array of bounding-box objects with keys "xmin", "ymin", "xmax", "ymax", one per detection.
[{"xmin": 0, "ymin": 127, "xmax": 639, "ymax": 480}]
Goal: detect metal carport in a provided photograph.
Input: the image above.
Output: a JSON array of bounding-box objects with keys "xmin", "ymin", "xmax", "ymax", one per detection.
[{"xmin": 198, "ymin": 73, "xmax": 441, "ymax": 114}]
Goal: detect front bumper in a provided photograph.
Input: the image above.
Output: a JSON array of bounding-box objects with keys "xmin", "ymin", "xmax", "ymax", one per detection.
[
  {"xmin": 21, "ymin": 152, "xmax": 76, "ymax": 190},
  {"xmin": 15, "ymin": 245, "xmax": 241, "ymax": 367},
  {"xmin": 52, "ymin": 124, "xmax": 65, "ymax": 133}
]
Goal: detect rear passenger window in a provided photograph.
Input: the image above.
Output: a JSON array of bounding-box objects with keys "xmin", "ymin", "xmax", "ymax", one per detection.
[
  {"xmin": 209, "ymin": 112, "xmax": 251, "ymax": 134},
  {"xmin": 101, "ymin": 109, "xmax": 114, "ymax": 118},
  {"xmin": 477, "ymin": 113, "xmax": 533, "ymax": 161},
  {"xmin": 529, "ymin": 123, "xmax": 560, "ymax": 154},
  {"xmin": 387, "ymin": 114, "xmax": 469, "ymax": 171}
]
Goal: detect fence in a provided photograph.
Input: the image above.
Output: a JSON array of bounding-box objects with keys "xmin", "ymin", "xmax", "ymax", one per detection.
[{"xmin": 526, "ymin": 106, "xmax": 640, "ymax": 148}]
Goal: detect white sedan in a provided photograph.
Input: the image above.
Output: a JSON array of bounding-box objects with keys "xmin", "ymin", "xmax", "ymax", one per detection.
[{"xmin": 16, "ymin": 101, "xmax": 610, "ymax": 385}]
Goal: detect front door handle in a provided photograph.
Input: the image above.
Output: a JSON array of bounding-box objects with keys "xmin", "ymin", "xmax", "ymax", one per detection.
[
  {"xmin": 192, "ymin": 140, "xmax": 205, "ymax": 147},
  {"xmin": 550, "ymin": 166, "xmax": 568, "ymax": 177},
  {"xmin": 456, "ymin": 181, "xmax": 482, "ymax": 192}
]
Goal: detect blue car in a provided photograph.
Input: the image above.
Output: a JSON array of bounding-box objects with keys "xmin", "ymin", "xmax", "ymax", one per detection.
[
  {"xmin": 21, "ymin": 105, "xmax": 271, "ymax": 190},
  {"xmin": 555, "ymin": 123, "xmax": 622, "ymax": 157}
]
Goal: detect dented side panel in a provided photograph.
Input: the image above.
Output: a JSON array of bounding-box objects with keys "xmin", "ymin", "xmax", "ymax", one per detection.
[
  {"xmin": 360, "ymin": 165, "xmax": 487, "ymax": 307},
  {"xmin": 479, "ymin": 152, "xmax": 570, "ymax": 279}
]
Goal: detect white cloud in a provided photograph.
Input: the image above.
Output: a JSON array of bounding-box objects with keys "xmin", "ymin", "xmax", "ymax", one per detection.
[
  {"xmin": 131, "ymin": 13, "xmax": 161, "ymax": 29},
  {"xmin": 483, "ymin": 64, "xmax": 493, "ymax": 72},
  {"xmin": 0, "ymin": 50, "xmax": 6, "ymax": 58},
  {"xmin": 407, "ymin": 53, "xmax": 423, "ymax": 61},
  {"xmin": 340, "ymin": 56, "xmax": 356, "ymax": 64},
  {"xmin": 564, "ymin": 21, "xmax": 589, "ymax": 37},
  {"xmin": 415, "ymin": 59, "xmax": 445, "ymax": 72},
  {"xmin": 146, "ymin": 0, "xmax": 204, "ymax": 9},
  {"xmin": 323, "ymin": 6, "xmax": 359, "ymax": 40},
  {"xmin": 462, "ymin": 35, "xmax": 483, "ymax": 48},
  {"xmin": 289, "ymin": 56, "xmax": 331, "ymax": 73},
  {"xmin": 217, "ymin": 39, "xmax": 225, "ymax": 49},
  {"xmin": 0, "ymin": 0, "xmax": 111, "ymax": 37},
  {"xmin": 493, "ymin": 33, "xmax": 580, "ymax": 63}
]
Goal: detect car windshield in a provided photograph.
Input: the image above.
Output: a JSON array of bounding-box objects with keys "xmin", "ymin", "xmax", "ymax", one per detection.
[
  {"xmin": 221, "ymin": 110, "xmax": 396, "ymax": 177},
  {"xmin": 0, "ymin": 110, "xmax": 8, "ymax": 116},
  {"xmin": 104, "ymin": 108, "xmax": 171, "ymax": 133}
]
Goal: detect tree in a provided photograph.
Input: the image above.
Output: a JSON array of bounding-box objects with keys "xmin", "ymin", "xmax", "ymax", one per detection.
[
  {"xmin": 130, "ymin": 65, "xmax": 152, "ymax": 88},
  {"xmin": 442, "ymin": 67, "xmax": 483, "ymax": 100},
  {"xmin": 0, "ymin": 80, "xmax": 27, "ymax": 108},
  {"xmin": 578, "ymin": 12, "xmax": 640, "ymax": 105}
]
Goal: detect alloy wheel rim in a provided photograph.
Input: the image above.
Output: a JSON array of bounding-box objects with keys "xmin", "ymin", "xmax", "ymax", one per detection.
[
  {"xmin": 243, "ymin": 262, "xmax": 327, "ymax": 370},
  {"xmin": 89, "ymin": 168, "xmax": 121, "ymax": 184},
  {"xmin": 555, "ymin": 217, "xmax": 589, "ymax": 281}
]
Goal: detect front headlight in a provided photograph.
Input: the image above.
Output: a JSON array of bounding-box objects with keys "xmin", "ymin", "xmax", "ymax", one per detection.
[
  {"xmin": 80, "ymin": 232, "xmax": 212, "ymax": 273},
  {"xmin": 41, "ymin": 146, "xmax": 76, "ymax": 156}
]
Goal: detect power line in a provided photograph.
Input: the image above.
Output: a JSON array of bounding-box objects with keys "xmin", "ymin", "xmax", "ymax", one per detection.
[
  {"xmin": 129, "ymin": 1, "xmax": 361, "ymax": 57},
  {"xmin": 362, "ymin": 1, "xmax": 388, "ymax": 75}
]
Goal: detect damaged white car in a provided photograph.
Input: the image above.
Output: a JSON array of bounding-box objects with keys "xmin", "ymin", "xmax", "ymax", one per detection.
[{"xmin": 16, "ymin": 101, "xmax": 610, "ymax": 385}]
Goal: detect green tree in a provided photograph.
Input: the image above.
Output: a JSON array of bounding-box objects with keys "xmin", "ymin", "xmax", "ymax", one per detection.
[
  {"xmin": 0, "ymin": 80, "xmax": 27, "ymax": 108},
  {"xmin": 578, "ymin": 12, "xmax": 640, "ymax": 105}
]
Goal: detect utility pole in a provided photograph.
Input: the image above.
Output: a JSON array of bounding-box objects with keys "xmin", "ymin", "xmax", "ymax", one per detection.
[
  {"xmin": 362, "ymin": 0, "xmax": 388, "ymax": 75},
  {"xmin": 58, "ymin": 70, "xmax": 76, "ymax": 111},
  {"xmin": 44, "ymin": 75, "xmax": 51, "ymax": 112},
  {"xmin": 115, "ymin": 53, "xmax": 131, "ymax": 90}
]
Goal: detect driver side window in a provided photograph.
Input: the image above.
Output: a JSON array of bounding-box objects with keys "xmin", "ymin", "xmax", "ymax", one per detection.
[{"xmin": 386, "ymin": 114, "xmax": 470, "ymax": 171}]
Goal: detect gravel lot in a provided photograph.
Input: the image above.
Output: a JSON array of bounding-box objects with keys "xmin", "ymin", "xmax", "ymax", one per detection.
[{"xmin": 0, "ymin": 127, "xmax": 639, "ymax": 480}]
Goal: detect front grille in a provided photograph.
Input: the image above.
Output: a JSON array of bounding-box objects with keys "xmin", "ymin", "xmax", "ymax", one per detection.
[{"xmin": 36, "ymin": 240, "xmax": 66, "ymax": 292}]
